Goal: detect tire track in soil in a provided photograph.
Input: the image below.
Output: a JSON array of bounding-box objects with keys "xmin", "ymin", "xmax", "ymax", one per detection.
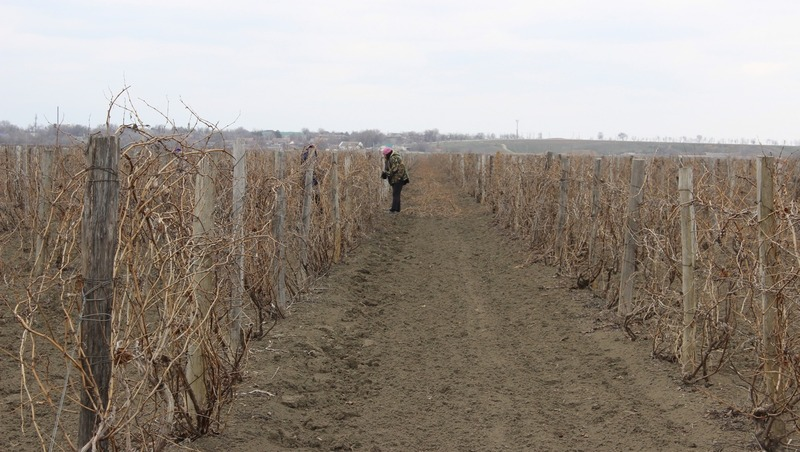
[{"xmin": 184, "ymin": 162, "xmax": 756, "ymax": 452}]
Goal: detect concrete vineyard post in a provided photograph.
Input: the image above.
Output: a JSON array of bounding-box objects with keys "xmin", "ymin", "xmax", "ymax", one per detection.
[
  {"xmin": 678, "ymin": 167, "xmax": 697, "ymax": 378},
  {"xmin": 618, "ymin": 159, "xmax": 645, "ymax": 316},
  {"xmin": 78, "ymin": 135, "xmax": 120, "ymax": 451}
]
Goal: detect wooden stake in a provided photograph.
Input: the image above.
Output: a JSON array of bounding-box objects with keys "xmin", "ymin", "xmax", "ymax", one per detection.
[
  {"xmin": 678, "ymin": 166, "xmax": 697, "ymax": 378},
  {"xmin": 332, "ymin": 152, "xmax": 342, "ymax": 263},
  {"xmin": 588, "ymin": 157, "xmax": 602, "ymax": 285},
  {"xmin": 556, "ymin": 155, "xmax": 569, "ymax": 263},
  {"xmin": 186, "ymin": 155, "xmax": 216, "ymax": 424},
  {"xmin": 78, "ymin": 135, "xmax": 120, "ymax": 451},
  {"xmin": 300, "ymin": 148, "xmax": 315, "ymax": 278},
  {"xmin": 33, "ymin": 146, "xmax": 53, "ymax": 276},
  {"xmin": 618, "ymin": 159, "xmax": 645, "ymax": 316},
  {"xmin": 273, "ymin": 151, "xmax": 287, "ymax": 312},
  {"xmin": 231, "ymin": 140, "xmax": 246, "ymax": 353},
  {"xmin": 757, "ymin": 156, "xmax": 780, "ymax": 399}
]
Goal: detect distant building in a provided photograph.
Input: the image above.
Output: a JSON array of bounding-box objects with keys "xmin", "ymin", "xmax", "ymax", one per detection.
[{"xmin": 338, "ymin": 141, "xmax": 364, "ymax": 151}]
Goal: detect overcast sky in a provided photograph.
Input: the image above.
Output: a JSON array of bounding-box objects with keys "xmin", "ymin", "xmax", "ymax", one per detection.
[{"xmin": 1, "ymin": 0, "xmax": 798, "ymax": 142}]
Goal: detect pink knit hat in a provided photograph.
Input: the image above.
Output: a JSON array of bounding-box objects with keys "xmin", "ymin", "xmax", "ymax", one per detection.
[{"xmin": 381, "ymin": 146, "xmax": 393, "ymax": 156}]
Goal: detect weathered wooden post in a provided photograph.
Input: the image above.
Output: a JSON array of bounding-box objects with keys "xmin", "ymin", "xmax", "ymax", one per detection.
[
  {"xmin": 678, "ymin": 166, "xmax": 697, "ymax": 378},
  {"xmin": 273, "ymin": 151, "xmax": 287, "ymax": 312},
  {"xmin": 477, "ymin": 154, "xmax": 486, "ymax": 203},
  {"xmin": 300, "ymin": 148, "xmax": 316, "ymax": 278},
  {"xmin": 459, "ymin": 154, "xmax": 466, "ymax": 190},
  {"xmin": 487, "ymin": 154, "xmax": 495, "ymax": 205},
  {"xmin": 758, "ymin": 157, "xmax": 780, "ymax": 397},
  {"xmin": 343, "ymin": 154, "xmax": 353, "ymax": 247},
  {"xmin": 78, "ymin": 135, "xmax": 120, "ymax": 451},
  {"xmin": 757, "ymin": 155, "xmax": 786, "ymax": 443},
  {"xmin": 15, "ymin": 145, "xmax": 30, "ymax": 219},
  {"xmin": 230, "ymin": 140, "xmax": 246, "ymax": 353},
  {"xmin": 544, "ymin": 151, "xmax": 554, "ymax": 172},
  {"xmin": 588, "ymin": 158, "xmax": 602, "ymax": 285},
  {"xmin": 727, "ymin": 157, "xmax": 736, "ymax": 204},
  {"xmin": 378, "ymin": 152, "xmax": 388, "ymax": 207},
  {"xmin": 608, "ymin": 155, "xmax": 616, "ymax": 186},
  {"xmin": 513, "ymin": 156, "xmax": 523, "ymax": 233},
  {"xmin": 186, "ymin": 154, "xmax": 216, "ymax": 424},
  {"xmin": 33, "ymin": 146, "xmax": 53, "ymax": 276},
  {"xmin": 556, "ymin": 155, "xmax": 570, "ymax": 263},
  {"xmin": 332, "ymin": 152, "xmax": 342, "ymax": 263},
  {"xmin": 618, "ymin": 159, "xmax": 645, "ymax": 316}
]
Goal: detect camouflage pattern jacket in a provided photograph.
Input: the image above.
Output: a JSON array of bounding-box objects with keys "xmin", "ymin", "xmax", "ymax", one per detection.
[{"xmin": 384, "ymin": 153, "xmax": 409, "ymax": 185}]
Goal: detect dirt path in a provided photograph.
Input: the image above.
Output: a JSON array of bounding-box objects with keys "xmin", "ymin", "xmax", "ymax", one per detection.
[{"xmin": 183, "ymin": 160, "xmax": 756, "ymax": 451}]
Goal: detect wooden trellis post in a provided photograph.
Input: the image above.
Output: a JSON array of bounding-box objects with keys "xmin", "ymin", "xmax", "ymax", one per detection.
[
  {"xmin": 757, "ymin": 155, "xmax": 787, "ymax": 444},
  {"xmin": 343, "ymin": 154, "xmax": 353, "ymax": 246},
  {"xmin": 588, "ymin": 157, "xmax": 602, "ymax": 288},
  {"xmin": 230, "ymin": 140, "xmax": 246, "ymax": 353},
  {"xmin": 556, "ymin": 155, "xmax": 569, "ymax": 263},
  {"xmin": 15, "ymin": 145, "xmax": 30, "ymax": 218},
  {"xmin": 300, "ymin": 148, "xmax": 316, "ymax": 278},
  {"xmin": 332, "ymin": 152, "xmax": 342, "ymax": 263},
  {"xmin": 678, "ymin": 166, "xmax": 697, "ymax": 378},
  {"xmin": 476, "ymin": 155, "xmax": 486, "ymax": 203},
  {"xmin": 78, "ymin": 135, "xmax": 120, "ymax": 451},
  {"xmin": 513, "ymin": 156, "xmax": 523, "ymax": 233},
  {"xmin": 273, "ymin": 151, "xmax": 287, "ymax": 312},
  {"xmin": 459, "ymin": 154, "xmax": 466, "ymax": 189},
  {"xmin": 618, "ymin": 158, "xmax": 645, "ymax": 316},
  {"xmin": 186, "ymin": 155, "xmax": 216, "ymax": 424},
  {"xmin": 758, "ymin": 156, "xmax": 780, "ymax": 399},
  {"xmin": 33, "ymin": 146, "xmax": 53, "ymax": 276}
]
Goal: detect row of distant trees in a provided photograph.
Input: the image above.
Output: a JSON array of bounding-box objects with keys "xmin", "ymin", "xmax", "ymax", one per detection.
[
  {"xmin": 2, "ymin": 119, "xmax": 794, "ymax": 148},
  {"xmin": 600, "ymin": 131, "xmax": 794, "ymax": 146},
  {"xmin": 0, "ymin": 120, "xmax": 500, "ymax": 148}
]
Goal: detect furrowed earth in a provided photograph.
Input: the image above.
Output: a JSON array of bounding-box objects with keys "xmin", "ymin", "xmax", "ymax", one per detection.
[
  {"xmin": 179, "ymin": 163, "xmax": 757, "ymax": 451},
  {"xmin": 1, "ymin": 158, "xmax": 758, "ymax": 451}
]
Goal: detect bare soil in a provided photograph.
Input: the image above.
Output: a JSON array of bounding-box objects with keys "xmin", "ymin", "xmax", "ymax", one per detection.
[
  {"xmin": 178, "ymin": 170, "xmax": 758, "ymax": 451},
  {"xmin": 1, "ymin": 164, "xmax": 759, "ymax": 451}
]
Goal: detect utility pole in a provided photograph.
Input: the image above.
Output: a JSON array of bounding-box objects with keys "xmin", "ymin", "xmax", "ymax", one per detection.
[{"xmin": 515, "ymin": 119, "xmax": 519, "ymax": 139}]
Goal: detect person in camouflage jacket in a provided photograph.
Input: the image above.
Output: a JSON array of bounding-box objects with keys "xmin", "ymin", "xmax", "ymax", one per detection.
[{"xmin": 381, "ymin": 147, "xmax": 409, "ymax": 212}]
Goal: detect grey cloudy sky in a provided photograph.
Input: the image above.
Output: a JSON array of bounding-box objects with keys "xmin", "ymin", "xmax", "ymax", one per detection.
[{"xmin": 1, "ymin": 0, "xmax": 798, "ymax": 142}]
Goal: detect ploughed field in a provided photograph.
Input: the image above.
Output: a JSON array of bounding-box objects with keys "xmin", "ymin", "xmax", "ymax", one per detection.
[{"xmin": 178, "ymin": 166, "xmax": 756, "ymax": 451}]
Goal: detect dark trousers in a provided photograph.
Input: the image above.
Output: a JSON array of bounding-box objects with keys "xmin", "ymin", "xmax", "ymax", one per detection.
[{"xmin": 391, "ymin": 182, "xmax": 404, "ymax": 212}]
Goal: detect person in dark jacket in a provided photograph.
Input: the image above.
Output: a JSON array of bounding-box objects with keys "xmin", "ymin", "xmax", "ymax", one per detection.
[{"xmin": 381, "ymin": 146, "xmax": 409, "ymax": 212}]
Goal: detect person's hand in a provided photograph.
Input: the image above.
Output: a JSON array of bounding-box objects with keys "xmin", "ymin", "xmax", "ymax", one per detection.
[{"xmin": 381, "ymin": 171, "xmax": 388, "ymax": 179}]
